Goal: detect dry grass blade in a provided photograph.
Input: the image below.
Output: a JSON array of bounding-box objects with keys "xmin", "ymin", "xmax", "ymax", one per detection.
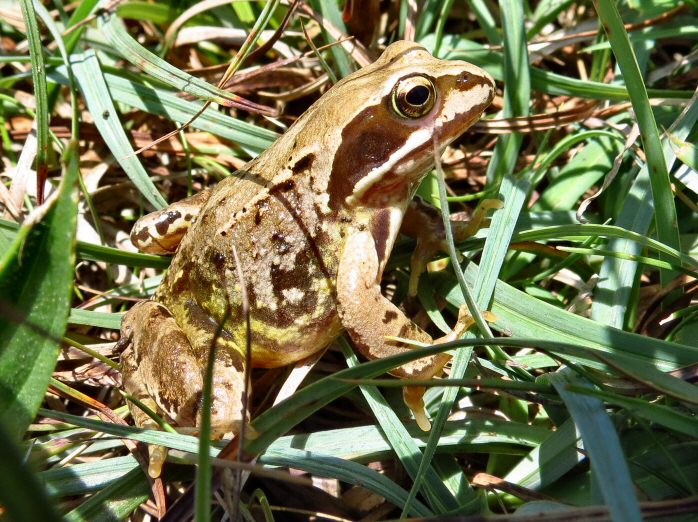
[{"xmin": 475, "ymin": 100, "xmax": 597, "ymax": 133}]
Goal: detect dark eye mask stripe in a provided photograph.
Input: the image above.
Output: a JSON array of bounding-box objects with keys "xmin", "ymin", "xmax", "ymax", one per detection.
[{"xmin": 327, "ymin": 98, "xmax": 412, "ymax": 210}]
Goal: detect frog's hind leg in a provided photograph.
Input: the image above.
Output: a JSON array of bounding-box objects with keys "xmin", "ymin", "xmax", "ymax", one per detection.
[
  {"xmin": 119, "ymin": 301, "xmax": 246, "ymax": 476},
  {"xmin": 130, "ymin": 189, "xmax": 212, "ymax": 254}
]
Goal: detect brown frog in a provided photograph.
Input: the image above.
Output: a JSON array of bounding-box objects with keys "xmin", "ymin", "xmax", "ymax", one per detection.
[{"xmin": 119, "ymin": 41, "xmax": 496, "ymax": 476}]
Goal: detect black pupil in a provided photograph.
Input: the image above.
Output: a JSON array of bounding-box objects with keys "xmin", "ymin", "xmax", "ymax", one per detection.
[{"xmin": 405, "ymin": 85, "xmax": 430, "ymax": 106}]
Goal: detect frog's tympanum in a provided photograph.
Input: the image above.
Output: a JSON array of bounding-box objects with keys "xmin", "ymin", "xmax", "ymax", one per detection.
[{"xmin": 119, "ymin": 41, "xmax": 496, "ymax": 475}]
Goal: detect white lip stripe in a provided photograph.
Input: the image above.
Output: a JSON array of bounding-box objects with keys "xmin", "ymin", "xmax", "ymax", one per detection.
[{"xmin": 348, "ymin": 128, "xmax": 432, "ymax": 204}]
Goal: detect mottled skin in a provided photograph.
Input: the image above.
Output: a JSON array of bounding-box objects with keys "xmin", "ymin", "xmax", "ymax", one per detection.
[{"xmin": 119, "ymin": 41, "xmax": 495, "ymax": 473}]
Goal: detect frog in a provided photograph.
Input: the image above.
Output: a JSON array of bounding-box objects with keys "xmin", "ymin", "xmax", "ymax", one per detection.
[{"xmin": 118, "ymin": 40, "xmax": 497, "ymax": 476}]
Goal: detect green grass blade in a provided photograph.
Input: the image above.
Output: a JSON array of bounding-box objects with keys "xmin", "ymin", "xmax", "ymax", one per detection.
[
  {"xmin": 0, "ymin": 217, "xmax": 170, "ymax": 268},
  {"xmin": 99, "ymin": 11, "xmax": 269, "ymax": 112},
  {"xmin": 465, "ymin": 0, "xmax": 501, "ymax": 44},
  {"xmin": 44, "ymin": 0, "xmax": 100, "ymax": 107},
  {"xmin": 115, "ymin": 1, "xmax": 177, "ymax": 24},
  {"xmin": 438, "ymin": 263, "xmax": 698, "ymax": 370},
  {"xmin": 669, "ymin": 132, "xmax": 698, "ymax": 172},
  {"xmin": 68, "ymin": 309, "xmax": 123, "ymax": 329},
  {"xmin": 511, "ymin": 224, "xmax": 697, "ymax": 270},
  {"xmin": 339, "ymin": 338, "xmax": 461, "ymax": 514},
  {"xmin": 64, "ymin": 467, "xmax": 150, "ymax": 522},
  {"xmin": 0, "ymin": 141, "xmax": 79, "ymax": 441},
  {"xmin": 594, "ymin": 0, "xmax": 680, "ymax": 286},
  {"xmin": 0, "ymin": 421, "xmax": 61, "ymax": 522},
  {"xmin": 71, "ymin": 50, "xmax": 167, "ymax": 209},
  {"xmin": 423, "ymin": 34, "xmax": 692, "ymax": 101},
  {"xmin": 431, "ymin": 0, "xmax": 456, "ymax": 55},
  {"xmin": 47, "ymin": 65, "xmax": 276, "ymax": 155},
  {"xmin": 485, "ymin": 0, "xmax": 530, "ymax": 183},
  {"xmin": 504, "ymin": 418, "xmax": 583, "ymax": 489},
  {"xmin": 62, "ymin": 0, "xmax": 100, "ymax": 51},
  {"xmin": 568, "ymin": 386, "xmax": 698, "ymax": 438},
  {"xmin": 584, "ymin": 25, "xmax": 698, "ymax": 52},
  {"xmin": 548, "ymin": 371, "xmax": 642, "ymax": 522},
  {"xmin": 262, "ymin": 448, "xmax": 433, "ymax": 517},
  {"xmin": 408, "ymin": 2, "xmax": 533, "ymax": 513},
  {"xmin": 592, "ymin": 89, "xmax": 698, "ymax": 326},
  {"xmin": 533, "ymin": 134, "xmax": 623, "ymax": 211},
  {"xmin": 41, "ymin": 456, "xmax": 139, "ymax": 497},
  {"xmin": 19, "ymin": 0, "xmax": 49, "ymax": 181},
  {"xmin": 528, "ymin": 0, "xmax": 576, "ymax": 38},
  {"xmin": 308, "ymin": 0, "xmax": 353, "ymax": 78}
]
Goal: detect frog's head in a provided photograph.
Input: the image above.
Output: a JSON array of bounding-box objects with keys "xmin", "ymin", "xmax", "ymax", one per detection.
[{"xmin": 317, "ymin": 40, "xmax": 495, "ymax": 210}]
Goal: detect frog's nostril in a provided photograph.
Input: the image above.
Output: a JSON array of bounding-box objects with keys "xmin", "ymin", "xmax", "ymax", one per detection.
[{"xmin": 455, "ymin": 71, "xmax": 471, "ymax": 89}]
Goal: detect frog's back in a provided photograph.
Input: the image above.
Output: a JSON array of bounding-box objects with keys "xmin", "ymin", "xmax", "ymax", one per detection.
[{"xmin": 156, "ymin": 161, "xmax": 343, "ymax": 367}]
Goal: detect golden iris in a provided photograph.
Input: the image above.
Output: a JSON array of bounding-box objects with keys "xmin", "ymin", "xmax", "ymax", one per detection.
[{"xmin": 392, "ymin": 75, "xmax": 436, "ymax": 118}]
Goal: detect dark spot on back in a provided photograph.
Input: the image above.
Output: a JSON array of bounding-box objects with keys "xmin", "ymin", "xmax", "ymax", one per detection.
[
  {"xmin": 253, "ymin": 198, "xmax": 269, "ymax": 225},
  {"xmin": 158, "ymin": 395, "xmax": 174, "ymax": 416},
  {"xmin": 169, "ymin": 261, "xmax": 194, "ymax": 294},
  {"xmin": 271, "ymin": 231, "xmax": 291, "ymax": 254},
  {"xmin": 383, "ymin": 310, "xmax": 398, "ymax": 323},
  {"xmin": 212, "ymin": 251, "xmax": 226, "ymax": 270},
  {"xmin": 291, "ymin": 153, "xmax": 316, "ymax": 174},
  {"xmin": 192, "ymin": 390, "xmax": 204, "ymax": 418},
  {"xmin": 263, "ymin": 249, "xmax": 319, "ymax": 328}
]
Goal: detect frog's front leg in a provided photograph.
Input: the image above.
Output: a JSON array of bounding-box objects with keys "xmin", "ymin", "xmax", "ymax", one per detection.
[
  {"xmin": 402, "ymin": 197, "xmax": 503, "ymax": 295},
  {"xmin": 119, "ymin": 301, "xmax": 245, "ymax": 477},
  {"xmin": 130, "ymin": 189, "xmax": 212, "ymax": 254},
  {"xmin": 336, "ymin": 230, "xmax": 469, "ymax": 431}
]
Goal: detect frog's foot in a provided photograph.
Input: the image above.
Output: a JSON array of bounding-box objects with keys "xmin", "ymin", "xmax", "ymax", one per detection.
[
  {"xmin": 401, "ymin": 305, "xmax": 497, "ymax": 431},
  {"xmin": 120, "ymin": 301, "xmax": 246, "ymax": 478},
  {"xmin": 451, "ymin": 198, "xmax": 504, "ymax": 240},
  {"xmin": 405, "ymin": 198, "xmax": 503, "ymax": 296}
]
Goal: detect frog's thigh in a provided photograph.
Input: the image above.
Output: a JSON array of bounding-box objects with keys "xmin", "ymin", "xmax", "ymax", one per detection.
[
  {"xmin": 120, "ymin": 301, "xmax": 245, "ymax": 436},
  {"xmin": 130, "ymin": 189, "xmax": 212, "ymax": 254},
  {"xmin": 121, "ymin": 301, "xmax": 206, "ymax": 428}
]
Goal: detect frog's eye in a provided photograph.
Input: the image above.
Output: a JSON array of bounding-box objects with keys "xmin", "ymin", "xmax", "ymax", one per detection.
[{"xmin": 392, "ymin": 74, "xmax": 437, "ymax": 119}]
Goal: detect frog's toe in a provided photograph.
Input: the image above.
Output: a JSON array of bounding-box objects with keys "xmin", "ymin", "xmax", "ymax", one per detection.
[
  {"xmin": 453, "ymin": 198, "xmax": 504, "ymax": 239},
  {"xmin": 147, "ymin": 445, "xmax": 168, "ymax": 479},
  {"xmin": 403, "ymin": 385, "xmax": 431, "ymax": 431}
]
